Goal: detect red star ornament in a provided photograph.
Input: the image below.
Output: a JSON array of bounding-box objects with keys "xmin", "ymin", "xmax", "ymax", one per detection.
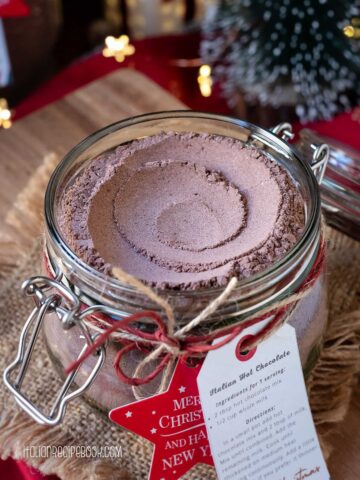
[{"xmin": 109, "ymin": 360, "xmax": 214, "ymax": 479}]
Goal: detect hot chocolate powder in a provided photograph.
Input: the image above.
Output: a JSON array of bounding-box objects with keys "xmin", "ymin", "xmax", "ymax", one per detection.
[{"xmin": 59, "ymin": 132, "xmax": 305, "ymax": 289}]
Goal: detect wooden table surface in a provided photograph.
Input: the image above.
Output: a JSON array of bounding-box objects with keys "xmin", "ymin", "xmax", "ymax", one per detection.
[{"xmin": 0, "ymin": 69, "xmax": 358, "ymax": 479}]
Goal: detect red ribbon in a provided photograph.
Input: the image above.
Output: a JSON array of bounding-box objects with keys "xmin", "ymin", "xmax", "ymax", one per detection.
[{"xmin": 61, "ymin": 239, "xmax": 325, "ymax": 386}]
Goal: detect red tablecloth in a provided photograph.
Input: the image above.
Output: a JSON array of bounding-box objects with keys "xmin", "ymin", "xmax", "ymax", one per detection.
[
  {"xmin": 13, "ymin": 33, "xmax": 230, "ymax": 121},
  {"xmin": 12, "ymin": 33, "xmax": 360, "ymax": 150},
  {"xmin": 2, "ymin": 31, "xmax": 360, "ymax": 480}
]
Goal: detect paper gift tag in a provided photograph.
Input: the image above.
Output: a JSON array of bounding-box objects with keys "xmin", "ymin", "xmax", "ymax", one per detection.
[
  {"xmin": 197, "ymin": 323, "xmax": 330, "ymax": 480},
  {"xmin": 110, "ymin": 360, "xmax": 214, "ymax": 480},
  {"xmin": 0, "ymin": 20, "xmax": 11, "ymax": 87},
  {"xmin": 0, "ymin": 1, "xmax": 30, "ymax": 87}
]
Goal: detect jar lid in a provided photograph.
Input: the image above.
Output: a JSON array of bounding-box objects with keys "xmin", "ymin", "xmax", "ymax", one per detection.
[{"xmin": 296, "ymin": 129, "xmax": 360, "ymax": 240}]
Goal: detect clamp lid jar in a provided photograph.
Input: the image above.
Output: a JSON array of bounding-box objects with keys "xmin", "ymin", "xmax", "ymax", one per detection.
[{"xmin": 4, "ymin": 112, "xmax": 329, "ymax": 426}]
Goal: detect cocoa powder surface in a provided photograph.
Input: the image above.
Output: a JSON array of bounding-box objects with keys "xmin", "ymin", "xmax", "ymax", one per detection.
[{"xmin": 59, "ymin": 132, "xmax": 305, "ymax": 289}]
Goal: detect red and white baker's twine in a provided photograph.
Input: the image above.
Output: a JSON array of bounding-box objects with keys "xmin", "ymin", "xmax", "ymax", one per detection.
[{"xmin": 64, "ymin": 237, "xmax": 326, "ymax": 392}]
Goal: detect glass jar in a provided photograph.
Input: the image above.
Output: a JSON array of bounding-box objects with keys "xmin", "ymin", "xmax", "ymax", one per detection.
[
  {"xmin": 296, "ymin": 128, "xmax": 360, "ymax": 240},
  {"xmin": 5, "ymin": 112, "xmax": 329, "ymax": 425}
]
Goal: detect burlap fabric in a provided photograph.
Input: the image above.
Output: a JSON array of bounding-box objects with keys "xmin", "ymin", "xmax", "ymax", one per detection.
[{"xmin": 0, "ymin": 154, "xmax": 359, "ymax": 479}]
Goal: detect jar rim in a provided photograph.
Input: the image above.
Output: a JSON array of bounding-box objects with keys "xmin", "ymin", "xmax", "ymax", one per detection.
[{"xmin": 44, "ymin": 111, "xmax": 321, "ymax": 299}]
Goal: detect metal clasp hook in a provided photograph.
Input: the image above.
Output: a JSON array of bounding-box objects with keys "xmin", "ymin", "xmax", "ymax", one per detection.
[
  {"xmin": 308, "ymin": 143, "xmax": 329, "ymax": 185},
  {"xmin": 3, "ymin": 275, "xmax": 106, "ymax": 426},
  {"xmin": 271, "ymin": 122, "xmax": 295, "ymax": 142},
  {"xmin": 271, "ymin": 123, "xmax": 329, "ymax": 185}
]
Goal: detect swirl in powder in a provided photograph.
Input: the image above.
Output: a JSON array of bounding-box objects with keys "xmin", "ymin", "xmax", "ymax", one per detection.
[{"xmin": 59, "ymin": 132, "xmax": 305, "ymax": 289}]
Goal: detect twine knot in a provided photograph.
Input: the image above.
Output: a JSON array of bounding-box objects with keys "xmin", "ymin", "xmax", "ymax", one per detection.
[{"xmin": 65, "ymin": 237, "xmax": 326, "ymax": 396}]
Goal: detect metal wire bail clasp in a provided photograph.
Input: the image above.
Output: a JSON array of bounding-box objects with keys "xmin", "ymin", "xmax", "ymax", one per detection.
[
  {"xmin": 308, "ymin": 143, "xmax": 330, "ymax": 185},
  {"xmin": 271, "ymin": 122, "xmax": 295, "ymax": 142},
  {"xmin": 271, "ymin": 122, "xmax": 329, "ymax": 185},
  {"xmin": 3, "ymin": 273, "xmax": 106, "ymax": 426}
]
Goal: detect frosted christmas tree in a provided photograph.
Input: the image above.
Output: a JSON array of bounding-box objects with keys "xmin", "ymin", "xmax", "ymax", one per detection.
[{"xmin": 201, "ymin": 0, "xmax": 360, "ymax": 122}]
